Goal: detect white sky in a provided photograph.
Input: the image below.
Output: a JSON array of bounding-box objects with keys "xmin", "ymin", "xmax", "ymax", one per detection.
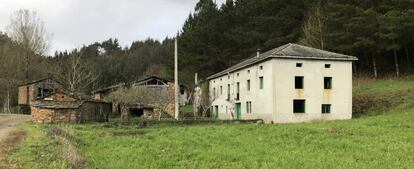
[{"xmin": 0, "ymin": 0, "xmax": 226, "ymax": 55}]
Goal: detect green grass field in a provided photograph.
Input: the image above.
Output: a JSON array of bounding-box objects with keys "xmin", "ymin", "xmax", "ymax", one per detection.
[{"xmin": 6, "ymin": 78, "xmax": 414, "ymax": 169}]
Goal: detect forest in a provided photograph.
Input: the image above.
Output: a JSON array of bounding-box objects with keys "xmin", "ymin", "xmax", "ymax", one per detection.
[{"xmin": 0, "ymin": 0, "xmax": 413, "ymax": 108}]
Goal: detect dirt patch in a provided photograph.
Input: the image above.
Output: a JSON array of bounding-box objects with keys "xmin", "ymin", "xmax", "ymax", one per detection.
[
  {"xmin": 0, "ymin": 130, "xmax": 27, "ymax": 167},
  {"xmin": 0, "ymin": 114, "xmax": 31, "ymax": 168},
  {"xmin": 112, "ymin": 131, "xmax": 146, "ymax": 136}
]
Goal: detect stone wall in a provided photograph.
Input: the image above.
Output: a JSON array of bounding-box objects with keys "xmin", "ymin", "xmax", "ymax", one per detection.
[
  {"xmin": 47, "ymin": 93, "xmax": 76, "ymax": 102},
  {"xmin": 165, "ymin": 82, "xmax": 176, "ymax": 117},
  {"xmin": 31, "ymin": 106, "xmax": 77, "ymax": 123},
  {"xmin": 31, "ymin": 101, "xmax": 111, "ymax": 124},
  {"xmin": 120, "ymin": 103, "xmax": 158, "ymax": 120},
  {"xmin": 31, "ymin": 106, "xmax": 54, "ymax": 123}
]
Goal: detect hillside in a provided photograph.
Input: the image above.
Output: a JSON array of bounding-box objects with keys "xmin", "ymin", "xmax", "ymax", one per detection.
[{"xmin": 4, "ymin": 78, "xmax": 414, "ymax": 169}]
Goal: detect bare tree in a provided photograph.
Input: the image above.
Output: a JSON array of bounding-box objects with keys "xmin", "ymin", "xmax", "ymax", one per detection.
[
  {"xmin": 52, "ymin": 51, "xmax": 98, "ymax": 94},
  {"xmin": 68, "ymin": 52, "xmax": 97, "ymax": 93},
  {"xmin": 299, "ymin": 3, "xmax": 327, "ymax": 50},
  {"xmin": 198, "ymin": 83, "xmax": 217, "ymax": 118},
  {"xmin": 7, "ymin": 9, "xmax": 50, "ymax": 81}
]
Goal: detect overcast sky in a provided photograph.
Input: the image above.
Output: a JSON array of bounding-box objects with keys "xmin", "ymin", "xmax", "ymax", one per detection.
[{"xmin": 0, "ymin": 0, "xmax": 225, "ymax": 55}]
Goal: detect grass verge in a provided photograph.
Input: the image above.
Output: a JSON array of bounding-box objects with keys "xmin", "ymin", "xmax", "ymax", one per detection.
[{"xmin": 5, "ymin": 78, "xmax": 414, "ymax": 168}]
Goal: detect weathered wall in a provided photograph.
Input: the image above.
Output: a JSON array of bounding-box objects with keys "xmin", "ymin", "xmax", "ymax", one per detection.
[
  {"xmin": 210, "ymin": 59, "xmax": 275, "ymax": 122},
  {"xmin": 165, "ymin": 82, "xmax": 176, "ymax": 117},
  {"xmin": 31, "ymin": 106, "xmax": 54, "ymax": 123},
  {"xmin": 31, "ymin": 107, "xmax": 77, "ymax": 123},
  {"xmin": 31, "ymin": 101, "xmax": 111, "ymax": 124},
  {"xmin": 53, "ymin": 109, "xmax": 77, "ymax": 123},
  {"xmin": 47, "ymin": 93, "xmax": 76, "ymax": 102},
  {"xmin": 77, "ymin": 102, "xmax": 111, "ymax": 123},
  {"xmin": 18, "ymin": 79, "xmax": 61, "ymax": 105},
  {"xmin": 209, "ymin": 58, "xmax": 353, "ymax": 123},
  {"xmin": 18, "ymin": 84, "xmax": 35, "ymax": 105},
  {"xmin": 273, "ymin": 58, "xmax": 353, "ymax": 123}
]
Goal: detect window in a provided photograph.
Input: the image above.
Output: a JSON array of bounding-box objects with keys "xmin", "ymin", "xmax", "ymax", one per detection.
[
  {"xmin": 237, "ymin": 73, "xmax": 239, "ymax": 77},
  {"xmin": 227, "ymin": 84, "xmax": 230, "ymax": 100},
  {"xmin": 228, "ymin": 75, "xmax": 230, "ymax": 79},
  {"xmin": 322, "ymin": 104, "xmax": 331, "ymax": 114},
  {"xmin": 246, "ymin": 101, "xmax": 252, "ymax": 113},
  {"xmin": 259, "ymin": 77, "xmax": 264, "ymax": 89},
  {"xmin": 247, "ymin": 80, "xmax": 250, "ymax": 91},
  {"xmin": 296, "ymin": 63, "xmax": 303, "ymax": 67},
  {"xmin": 214, "ymin": 105, "xmax": 219, "ymax": 118},
  {"xmin": 213, "ymin": 87, "xmax": 216, "ymax": 97},
  {"xmin": 220, "ymin": 86, "xmax": 223, "ymax": 95},
  {"xmin": 324, "ymin": 77, "xmax": 332, "ymax": 89},
  {"xmin": 37, "ymin": 88, "xmax": 42, "ymax": 97},
  {"xmin": 248, "ymin": 70, "xmax": 250, "ymax": 73},
  {"xmin": 236, "ymin": 82, "xmax": 240, "ymax": 100},
  {"xmin": 260, "ymin": 66, "xmax": 263, "ymax": 70},
  {"xmin": 220, "ymin": 78, "xmax": 222, "ymax": 81},
  {"xmin": 325, "ymin": 64, "xmax": 331, "ymax": 68},
  {"xmin": 293, "ymin": 100, "xmax": 306, "ymax": 113},
  {"xmin": 295, "ymin": 76, "xmax": 304, "ymax": 89}
]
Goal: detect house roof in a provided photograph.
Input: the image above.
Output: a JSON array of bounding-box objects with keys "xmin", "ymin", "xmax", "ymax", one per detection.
[
  {"xmin": 18, "ymin": 77, "xmax": 59, "ymax": 87},
  {"xmin": 207, "ymin": 43, "xmax": 358, "ymax": 80},
  {"xmin": 130, "ymin": 76, "xmax": 170, "ymax": 86},
  {"xmin": 31, "ymin": 99, "xmax": 109, "ymax": 109},
  {"xmin": 93, "ymin": 76, "xmax": 187, "ymax": 94},
  {"xmin": 31, "ymin": 100, "xmax": 84, "ymax": 109}
]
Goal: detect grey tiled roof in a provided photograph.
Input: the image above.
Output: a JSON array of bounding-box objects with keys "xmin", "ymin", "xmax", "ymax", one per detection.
[
  {"xmin": 31, "ymin": 100, "xmax": 84, "ymax": 109},
  {"xmin": 207, "ymin": 43, "xmax": 358, "ymax": 80}
]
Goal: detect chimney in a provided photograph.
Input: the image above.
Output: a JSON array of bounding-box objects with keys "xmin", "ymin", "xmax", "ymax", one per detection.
[{"xmin": 256, "ymin": 49, "xmax": 261, "ymax": 58}]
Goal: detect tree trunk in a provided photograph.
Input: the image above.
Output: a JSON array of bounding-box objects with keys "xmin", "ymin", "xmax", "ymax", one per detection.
[
  {"xmin": 25, "ymin": 51, "xmax": 29, "ymax": 82},
  {"xmin": 6, "ymin": 90, "xmax": 11, "ymax": 113},
  {"xmin": 392, "ymin": 39, "xmax": 400, "ymax": 77},
  {"xmin": 393, "ymin": 49, "xmax": 400, "ymax": 77},
  {"xmin": 405, "ymin": 47, "xmax": 411, "ymax": 71},
  {"xmin": 372, "ymin": 53, "xmax": 378, "ymax": 78}
]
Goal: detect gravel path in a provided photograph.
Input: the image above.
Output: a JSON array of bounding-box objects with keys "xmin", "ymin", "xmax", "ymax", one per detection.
[{"xmin": 0, "ymin": 114, "xmax": 31, "ymax": 165}]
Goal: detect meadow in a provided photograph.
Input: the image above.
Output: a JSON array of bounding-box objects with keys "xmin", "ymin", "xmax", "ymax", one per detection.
[{"xmin": 6, "ymin": 78, "xmax": 414, "ymax": 169}]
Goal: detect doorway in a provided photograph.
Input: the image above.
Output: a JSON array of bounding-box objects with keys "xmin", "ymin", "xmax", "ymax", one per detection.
[
  {"xmin": 129, "ymin": 108, "xmax": 144, "ymax": 117},
  {"xmin": 236, "ymin": 103, "xmax": 241, "ymax": 120}
]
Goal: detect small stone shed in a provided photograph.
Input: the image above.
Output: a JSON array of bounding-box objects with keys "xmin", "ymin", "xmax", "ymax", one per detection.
[
  {"xmin": 119, "ymin": 103, "xmax": 158, "ymax": 120},
  {"xmin": 31, "ymin": 92, "xmax": 111, "ymax": 123}
]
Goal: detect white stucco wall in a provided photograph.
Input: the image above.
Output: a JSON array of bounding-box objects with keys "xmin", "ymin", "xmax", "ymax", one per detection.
[
  {"xmin": 209, "ymin": 59, "xmax": 274, "ymax": 121},
  {"xmin": 209, "ymin": 58, "xmax": 353, "ymax": 123},
  {"xmin": 272, "ymin": 58, "xmax": 353, "ymax": 123}
]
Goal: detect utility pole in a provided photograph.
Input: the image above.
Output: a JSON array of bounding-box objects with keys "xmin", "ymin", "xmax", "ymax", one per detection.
[
  {"xmin": 193, "ymin": 73, "xmax": 198, "ymax": 119},
  {"xmin": 174, "ymin": 34, "xmax": 179, "ymax": 120}
]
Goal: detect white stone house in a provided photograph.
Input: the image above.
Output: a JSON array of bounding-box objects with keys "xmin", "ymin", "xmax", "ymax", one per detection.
[{"xmin": 207, "ymin": 43, "xmax": 358, "ymax": 123}]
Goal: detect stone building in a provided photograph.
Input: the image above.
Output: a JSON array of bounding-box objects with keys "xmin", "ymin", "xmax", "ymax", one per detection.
[
  {"xmin": 93, "ymin": 76, "xmax": 189, "ymax": 118},
  {"xmin": 17, "ymin": 78, "xmax": 61, "ymax": 114},
  {"xmin": 31, "ymin": 92, "xmax": 111, "ymax": 123},
  {"xmin": 207, "ymin": 43, "xmax": 358, "ymax": 123}
]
